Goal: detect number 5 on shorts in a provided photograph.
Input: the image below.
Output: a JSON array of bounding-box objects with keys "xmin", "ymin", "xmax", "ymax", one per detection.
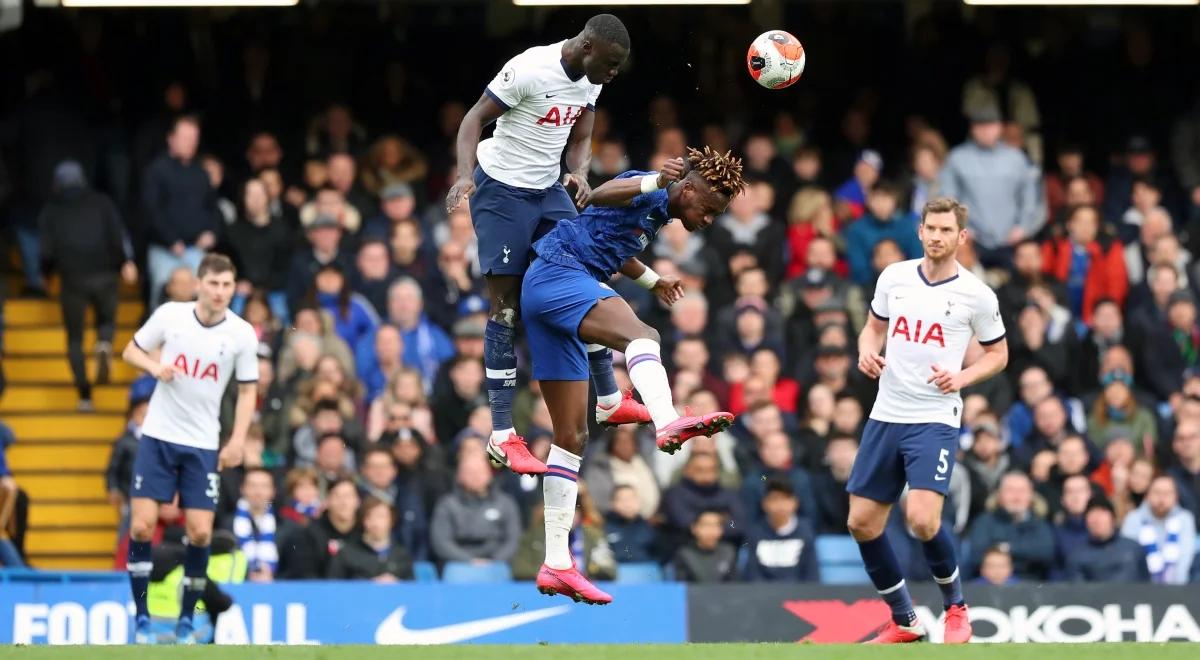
[
  {"xmin": 935, "ymin": 448, "xmax": 949, "ymax": 481},
  {"xmin": 205, "ymin": 473, "xmax": 220, "ymax": 500}
]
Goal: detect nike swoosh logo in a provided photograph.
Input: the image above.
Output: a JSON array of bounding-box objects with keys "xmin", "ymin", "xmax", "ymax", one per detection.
[
  {"xmin": 546, "ymin": 94, "xmax": 558, "ymax": 98},
  {"xmin": 934, "ymin": 475, "xmax": 947, "ymax": 481},
  {"xmin": 486, "ymin": 367, "xmax": 518, "ymax": 380},
  {"xmin": 374, "ymin": 605, "xmax": 570, "ymax": 645}
]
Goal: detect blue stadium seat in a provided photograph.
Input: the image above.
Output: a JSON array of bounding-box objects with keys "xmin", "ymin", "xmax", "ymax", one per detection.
[
  {"xmin": 412, "ymin": 561, "xmax": 438, "ymax": 583},
  {"xmin": 815, "ymin": 534, "xmax": 871, "ymax": 585},
  {"xmin": 616, "ymin": 562, "xmax": 662, "ymax": 583},
  {"xmin": 441, "ymin": 561, "xmax": 512, "ymax": 584}
]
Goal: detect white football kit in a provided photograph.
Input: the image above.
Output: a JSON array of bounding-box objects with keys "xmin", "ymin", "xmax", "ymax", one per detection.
[
  {"xmin": 478, "ymin": 40, "xmax": 603, "ymax": 190},
  {"xmin": 132, "ymin": 302, "xmax": 259, "ymax": 450},
  {"xmin": 868, "ymin": 259, "xmax": 1006, "ymax": 428}
]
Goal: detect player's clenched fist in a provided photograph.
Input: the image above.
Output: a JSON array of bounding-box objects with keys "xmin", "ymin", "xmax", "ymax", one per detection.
[
  {"xmin": 657, "ymin": 157, "xmax": 686, "ymax": 187},
  {"xmin": 153, "ymin": 363, "xmax": 179, "ymax": 383},
  {"xmin": 858, "ymin": 351, "xmax": 886, "ymax": 379}
]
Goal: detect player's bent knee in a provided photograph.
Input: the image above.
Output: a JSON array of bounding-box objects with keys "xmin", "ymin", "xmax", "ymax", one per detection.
[
  {"xmin": 907, "ymin": 513, "xmax": 941, "ymax": 542},
  {"xmin": 129, "ymin": 519, "xmax": 155, "ymax": 542},
  {"xmin": 846, "ymin": 512, "xmax": 885, "ymax": 541},
  {"xmin": 637, "ymin": 324, "xmax": 661, "ymax": 345},
  {"xmin": 187, "ymin": 529, "xmax": 212, "ymax": 547}
]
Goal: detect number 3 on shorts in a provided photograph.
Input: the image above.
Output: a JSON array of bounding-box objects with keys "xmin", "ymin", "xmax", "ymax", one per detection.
[
  {"xmin": 205, "ymin": 473, "xmax": 220, "ymax": 500},
  {"xmin": 936, "ymin": 448, "xmax": 950, "ymax": 479}
]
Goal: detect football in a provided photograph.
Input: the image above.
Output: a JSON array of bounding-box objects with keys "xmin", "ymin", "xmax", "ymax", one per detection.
[{"xmin": 746, "ymin": 30, "xmax": 806, "ymax": 89}]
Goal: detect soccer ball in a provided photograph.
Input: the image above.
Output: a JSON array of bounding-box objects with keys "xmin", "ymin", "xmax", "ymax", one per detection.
[{"xmin": 746, "ymin": 30, "xmax": 806, "ymax": 89}]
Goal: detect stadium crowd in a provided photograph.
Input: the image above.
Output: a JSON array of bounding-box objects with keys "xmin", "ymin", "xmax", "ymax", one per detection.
[{"xmin": 1, "ymin": 6, "xmax": 1200, "ymax": 587}]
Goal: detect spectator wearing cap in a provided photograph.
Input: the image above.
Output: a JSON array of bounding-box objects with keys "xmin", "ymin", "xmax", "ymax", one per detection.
[
  {"xmin": 1120, "ymin": 476, "xmax": 1196, "ymax": 585},
  {"xmin": 104, "ymin": 381, "xmax": 154, "ymax": 540},
  {"xmin": 708, "ymin": 186, "xmax": 786, "ymax": 285},
  {"xmin": 1066, "ymin": 498, "xmax": 1149, "ymax": 582},
  {"xmin": 38, "ymin": 160, "xmax": 137, "ymax": 411},
  {"xmin": 939, "ymin": 104, "xmax": 1042, "ymax": 266},
  {"xmin": 1040, "ymin": 204, "xmax": 1128, "ymax": 326},
  {"xmin": 362, "ymin": 182, "xmax": 417, "ymax": 242},
  {"xmin": 841, "ymin": 180, "xmax": 922, "ymax": 285},
  {"xmin": 141, "ymin": 116, "xmax": 217, "ymax": 309},
  {"xmin": 1044, "ymin": 144, "xmax": 1105, "ymax": 223},
  {"xmin": 1169, "ymin": 419, "xmax": 1200, "ymax": 515},
  {"xmin": 306, "ymin": 262, "xmax": 380, "ymax": 352},
  {"xmin": 742, "ymin": 478, "xmax": 818, "ymax": 582},
  {"xmin": 1144, "ymin": 290, "xmax": 1200, "ymax": 400},
  {"xmin": 287, "ymin": 213, "xmax": 350, "ymax": 312},
  {"xmin": 832, "ymin": 149, "xmax": 882, "ymax": 221},
  {"xmin": 357, "ymin": 278, "xmax": 454, "ymax": 394},
  {"xmin": 224, "ymin": 177, "xmax": 292, "ymax": 321},
  {"xmin": 1104, "ymin": 135, "xmax": 1185, "ymax": 228},
  {"xmin": 350, "ymin": 239, "xmax": 398, "ymax": 318}
]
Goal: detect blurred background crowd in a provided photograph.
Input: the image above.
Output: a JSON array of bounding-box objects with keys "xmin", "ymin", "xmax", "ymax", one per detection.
[{"xmin": 1, "ymin": 1, "xmax": 1200, "ymax": 586}]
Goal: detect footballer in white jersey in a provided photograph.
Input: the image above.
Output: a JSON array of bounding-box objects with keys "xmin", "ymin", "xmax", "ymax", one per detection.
[
  {"xmin": 120, "ymin": 253, "xmax": 259, "ymax": 644},
  {"xmin": 845, "ymin": 197, "xmax": 1008, "ymax": 645},
  {"xmin": 443, "ymin": 15, "xmax": 638, "ymax": 476}
]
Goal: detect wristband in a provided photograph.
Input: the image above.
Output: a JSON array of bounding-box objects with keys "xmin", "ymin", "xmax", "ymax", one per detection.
[
  {"xmin": 634, "ymin": 267, "xmax": 661, "ymax": 290},
  {"xmin": 640, "ymin": 174, "xmax": 660, "ymax": 194}
]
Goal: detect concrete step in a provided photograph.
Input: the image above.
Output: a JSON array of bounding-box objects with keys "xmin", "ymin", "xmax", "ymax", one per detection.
[
  {"xmin": 4, "ymin": 414, "xmax": 126, "ymax": 441},
  {"xmin": 0, "ymin": 384, "xmax": 129, "ymax": 413},
  {"xmin": 3, "ymin": 356, "xmax": 140, "ymax": 385},
  {"xmin": 5, "ymin": 299, "xmax": 144, "ymax": 327},
  {"xmin": 26, "ymin": 528, "xmax": 116, "ymax": 555},
  {"xmin": 4, "ymin": 328, "xmax": 136, "ymax": 355},
  {"xmin": 30, "ymin": 501, "xmax": 120, "ymax": 527},
  {"xmin": 14, "ymin": 473, "xmax": 108, "ymax": 501},
  {"xmin": 27, "ymin": 555, "xmax": 116, "ymax": 570},
  {"xmin": 6, "ymin": 443, "xmax": 114, "ymax": 471}
]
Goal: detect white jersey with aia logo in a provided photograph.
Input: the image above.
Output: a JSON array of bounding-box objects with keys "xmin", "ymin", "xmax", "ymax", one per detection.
[
  {"xmin": 132, "ymin": 301, "xmax": 259, "ymax": 450},
  {"xmin": 869, "ymin": 259, "xmax": 1005, "ymax": 428},
  {"xmin": 478, "ymin": 40, "xmax": 602, "ymax": 190}
]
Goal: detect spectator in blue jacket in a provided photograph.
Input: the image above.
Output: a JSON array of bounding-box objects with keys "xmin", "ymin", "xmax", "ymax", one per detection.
[
  {"xmin": 358, "ymin": 278, "xmax": 454, "ymax": 393},
  {"xmin": 308, "ymin": 263, "xmax": 380, "ymax": 352},
  {"xmin": 742, "ymin": 479, "xmax": 818, "ymax": 582},
  {"xmin": 967, "ymin": 472, "xmax": 1056, "ymax": 580},
  {"xmin": 661, "ymin": 452, "xmax": 744, "ymax": 543},
  {"xmin": 604, "ymin": 485, "xmax": 661, "ymax": 563},
  {"xmin": 833, "ymin": 149, "xmax": 882, "ymax": 220},
  {"xmin": 1052, "ymin": 474, "xmax": 1094, "ymax": 578},
  {"xmin": 841, "ymin": 181, "xmax": 922, "ymax": 285},
  {"xmin": 740, "ymin": 431, "xmax": 818, "ymax": 525},
  {"xmin": 1066, "ymin": 498, "xmax": 1149, "ymax": 582}
]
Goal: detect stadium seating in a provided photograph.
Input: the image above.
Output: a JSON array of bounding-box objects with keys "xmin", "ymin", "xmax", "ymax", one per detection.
[
  {"xmin": 815, "ymin": 535, "xmax": 871, "ymax": 585},
  {"xmin": 615, "ymin": 562, "xmax": 663, "ymax": 583},
  {"xmin": 441, "ymin": 561, "xmax": 512, "ymax": 584},
  {"xmin": 412, "ymin": 560, "xmax": 438, "ymax": 583}
]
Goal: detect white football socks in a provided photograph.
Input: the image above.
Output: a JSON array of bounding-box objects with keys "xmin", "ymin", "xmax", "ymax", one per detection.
[
  {"xmin": 625, "ymin": 338, "xmax": 679, "ymax": 430},
  {"xmin": 543, "ymin": 444, "xmax": 582, "ymax": 570}
]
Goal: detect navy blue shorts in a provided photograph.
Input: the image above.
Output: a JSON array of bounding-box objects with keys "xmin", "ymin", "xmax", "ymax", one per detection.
[
  {"xmin": 131, "ymin": 435, "xmax": 220, "ymax": 511},
  {"xmin": 521, "ymin": 257, "xmax": 619, "ymax": 381},
  {"xmin": 470, "ymin": 166, "xmax": 577, "ymax": 276},
  {"xmin": 846, "ymin": 420, "xmax": 959, "ymax": 503}
]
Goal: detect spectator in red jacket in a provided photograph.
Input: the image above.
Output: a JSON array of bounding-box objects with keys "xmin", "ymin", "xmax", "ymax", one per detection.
[
  {"xmin": 783, "ymin": 187, "xmax": 846, "ymax": 280},
  {"xmin": 1042, "ymin": 205, "xmax": 1128, "ymax": 325},
  {"xmin": 1044, "ymin": 144, "xmax": 1104, "ymax": 223}
]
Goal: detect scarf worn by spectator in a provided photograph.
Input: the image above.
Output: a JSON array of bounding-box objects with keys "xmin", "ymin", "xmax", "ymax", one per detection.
[
  {"xmin": 1139, "ymin": 517, "xmax": 1183, "ymax": 584},
  {"xmin": 234, "ymin": 498, "xmax": 279, "ymax": 574}
]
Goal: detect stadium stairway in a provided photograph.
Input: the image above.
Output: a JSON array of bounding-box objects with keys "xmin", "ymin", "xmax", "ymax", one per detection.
[{"xmin": 2, "ymin": 288, "xmax": 143, "ymax": 570}]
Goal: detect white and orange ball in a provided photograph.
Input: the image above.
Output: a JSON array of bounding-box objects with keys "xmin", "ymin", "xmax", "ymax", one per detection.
[{"xmin": 746, "ymin": 30, "xmax": 806, "ymax": 90}]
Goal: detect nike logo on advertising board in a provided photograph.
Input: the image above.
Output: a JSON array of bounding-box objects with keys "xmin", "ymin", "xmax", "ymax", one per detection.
[{"xmin": 374, "ymin": 605, "xmax": 570, "ymax": 644}]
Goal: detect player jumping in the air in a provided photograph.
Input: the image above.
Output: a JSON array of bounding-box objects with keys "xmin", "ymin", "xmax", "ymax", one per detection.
[
  {"xmin": 521, "ymin": 147, "xmax": 744, "ymax": 604},
  {"xmin": 850, "ymin": 197, "xmax": 1008, "ymax": 644},
  {"xmin": 446, "ymin": 14, "xmax": 649, "ymax": 476},
  {"xmin": 121, "ymin": 254, "xmax": 259, "ymax": 644}
]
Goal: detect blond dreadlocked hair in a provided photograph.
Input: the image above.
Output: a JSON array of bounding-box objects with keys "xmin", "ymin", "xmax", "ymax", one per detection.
[{"xmin": 686, "ymin": 146, "xmax": 746, "ymax": 199}]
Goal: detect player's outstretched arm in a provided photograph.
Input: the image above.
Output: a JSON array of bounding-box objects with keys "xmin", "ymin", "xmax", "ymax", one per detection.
[
  {"xmin": 446, "ymin": 94, "xmax": 507, "ymax": 212},
  {"xmin": 856, "ymin": 314, "xmax": 888, "ymax": 379},
  {"xmin": 590, "ymin": 158, "xmax": 685, "ymax": 208}
]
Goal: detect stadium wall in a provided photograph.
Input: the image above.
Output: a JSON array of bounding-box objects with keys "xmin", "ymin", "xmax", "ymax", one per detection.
[{"xmin": 2, "ymin": 579, "xmax": 1200, "ymax": 645}]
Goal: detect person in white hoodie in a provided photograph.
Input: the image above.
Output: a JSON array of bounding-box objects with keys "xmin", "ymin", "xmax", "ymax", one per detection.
[{"xmin": 1120, "ymin": 475, "xmax": 1196, "ymax": 585}]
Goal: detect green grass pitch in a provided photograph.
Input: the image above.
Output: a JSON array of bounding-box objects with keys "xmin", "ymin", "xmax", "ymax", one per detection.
[{"xmin": 3, "ymin": 644, "xmax": 1200, "ymax": 659}]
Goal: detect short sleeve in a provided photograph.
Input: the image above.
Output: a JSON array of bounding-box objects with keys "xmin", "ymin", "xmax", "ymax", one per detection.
[
  {"xmin": 972, "ymin": 288, "xmax": 1006, "ymax": 345},
  {"xmin": 132, "ymin": 304, "xmax": 172, "ymax": 352},
  {"xmin": 235, "ymin": 327, "xmax": 260, "ymax": 384},
  {"xmin": 586, "ymin": 84, "xmax": 603, "ymax": 111},
  {"xmin": 869, "ymin": 267, "xmax": 894, "ymax": 321},
  {"xmin": 484, "ymin": 56, "xmax": 529, "ymax": 111}
]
